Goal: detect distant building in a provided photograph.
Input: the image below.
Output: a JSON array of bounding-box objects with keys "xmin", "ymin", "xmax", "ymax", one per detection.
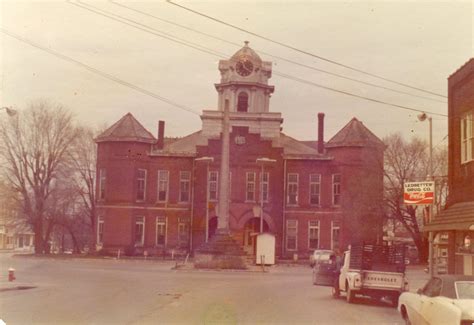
[
  {"xmin": 94, "ymin": 43, "xmax": 384, "ymax": 259},
  {"xmin": 425, "ymin": 58, "xmax": 474, "ymax": 275},
  {"xmin": 0, "ymin": 182, "xmax": 34, "ymax": 252}
]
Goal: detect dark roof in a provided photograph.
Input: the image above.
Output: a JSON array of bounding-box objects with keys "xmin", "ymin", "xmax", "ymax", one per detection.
[
  {"xmin": 95, "ymin": 113, "xmax": 156, "ymax": 144},
  {"xmin": 436, "ymin": 275, "xmax": 474, "ymax": 299},
  {"xmin": 424, "ymin": 201, "xmax": 474, "ymax": 231},
  {"xmin": 326, "ymin": 118, "xmax": 384, "ymax": 148}
]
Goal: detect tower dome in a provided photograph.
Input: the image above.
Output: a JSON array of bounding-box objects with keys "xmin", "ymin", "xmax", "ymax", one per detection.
[{"xmin": 230, "ymin": 41, "xmax": 262, "ymax": 65}]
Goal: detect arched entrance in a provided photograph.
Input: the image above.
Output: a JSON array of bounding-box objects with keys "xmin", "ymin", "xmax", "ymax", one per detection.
[{"xmin": 243, "ymin": 217, "xmax": 269, "ymax": 255}]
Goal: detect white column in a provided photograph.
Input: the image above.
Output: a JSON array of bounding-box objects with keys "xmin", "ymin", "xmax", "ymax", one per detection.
[{"xmin": 217, "ymin": 100, "xmax": 230, "ymax": 231}]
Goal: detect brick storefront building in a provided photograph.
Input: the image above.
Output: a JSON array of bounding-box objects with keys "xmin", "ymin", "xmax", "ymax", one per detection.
[
  {"xmin": 95, "ymin": 43, "xmax": 384, "ymax": 259},
  {"xmin": 425, "ymin": 58, "xmax": 474, "ymax": 275}
]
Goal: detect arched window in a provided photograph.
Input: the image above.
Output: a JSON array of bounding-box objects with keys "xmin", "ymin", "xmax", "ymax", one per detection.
[{"xmin": 237, "ymin": 92, "xmax": 249, "ymax": 112}]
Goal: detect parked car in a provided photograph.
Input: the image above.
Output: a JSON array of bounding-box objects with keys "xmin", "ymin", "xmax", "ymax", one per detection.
[
  {"xmin": 312, "ymin": 253, "xmax": 340, "ymax": 286},
  {"xmin": 309, "ymin": 249, "xmax": 334, "ymax": 268},
  {"xmin": 398, "ymin": 275, "xmax": 474, "ymax": 325}
]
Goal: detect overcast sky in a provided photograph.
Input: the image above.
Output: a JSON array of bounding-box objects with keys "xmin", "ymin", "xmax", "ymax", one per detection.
[{"xmin": 1, "ymin": 0, "xmax": 473, "ymax": 146}]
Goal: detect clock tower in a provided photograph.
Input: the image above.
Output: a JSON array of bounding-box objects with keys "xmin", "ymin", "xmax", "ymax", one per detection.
[{"xmin": 201, "ymin": 42, "xmax": 283, "ymax": 139}]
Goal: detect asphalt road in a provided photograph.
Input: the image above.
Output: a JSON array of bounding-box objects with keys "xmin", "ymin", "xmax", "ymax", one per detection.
[{"xmin": 0, "ymin": 254, "xmax": 407, "ymax": 325}]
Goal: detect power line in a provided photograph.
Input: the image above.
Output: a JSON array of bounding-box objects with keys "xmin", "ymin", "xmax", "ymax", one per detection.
[
  {"xmin": 166, "ymin": 0, "xmax": 447, "ymax": 99},
  {"xmin": 109, "ymin": 1, "xmax": 446, "ymax": 104},
  {"xmin": 0, "ymin": 28, "xmax": 200, "ymax": 116},
  {"xmin": 70, "ymin": 1, "xmax": 447, "ymax": 118}
]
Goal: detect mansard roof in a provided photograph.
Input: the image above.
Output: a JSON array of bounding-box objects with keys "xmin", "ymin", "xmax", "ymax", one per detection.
[
  {"xmin": 326, "ymin": 118, "xmax": 384, "ymax": 148},
  {"xmin": 95, "ymin": 113, "xmax": 156, "ymax": 144}
]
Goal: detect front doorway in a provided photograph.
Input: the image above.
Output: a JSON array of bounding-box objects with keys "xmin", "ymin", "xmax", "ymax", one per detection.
[
  {"xmin": 243, "ymin": 217, "xmax": 269, "ymax": 255},
  {"xmin": 208, "ymin": 217, "xmax": 218, "ymax": 241}
]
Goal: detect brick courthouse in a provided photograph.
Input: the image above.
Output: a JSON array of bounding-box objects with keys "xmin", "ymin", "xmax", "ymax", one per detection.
[{"xmin": 95, "ymin": 43, "xmax": 385, "ymax": 259}]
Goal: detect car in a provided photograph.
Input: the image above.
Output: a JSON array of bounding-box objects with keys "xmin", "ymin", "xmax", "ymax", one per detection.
[
  {"xmin": 312, "ymin": 253, "xmax": 340, "ymax": 286},
  {"xmin": 398, "ymin": 275, "xmax": 474, "ymax": 325},
  {"xmin": 309, "ymin": 249, "xmax": 334, "ymax": 268}
]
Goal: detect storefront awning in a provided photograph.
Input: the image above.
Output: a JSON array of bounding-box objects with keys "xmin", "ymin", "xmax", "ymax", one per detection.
[{"xmin": 424, "ymin": 201, "xmax": 474, "ymax": 232}]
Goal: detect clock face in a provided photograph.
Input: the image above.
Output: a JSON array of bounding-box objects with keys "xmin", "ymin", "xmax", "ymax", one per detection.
[{"xmin": 236, "ymin": 58, "xmax": 254, "ymax": 76}]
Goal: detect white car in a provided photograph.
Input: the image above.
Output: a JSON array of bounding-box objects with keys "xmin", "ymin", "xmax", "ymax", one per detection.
[
  {"xmin": 309, "ymin": 249, "xmax": 334, "ymax": 268},
  {"xmin": 398, "ymin": 275, "xmax": 474, "ymax": 325}
]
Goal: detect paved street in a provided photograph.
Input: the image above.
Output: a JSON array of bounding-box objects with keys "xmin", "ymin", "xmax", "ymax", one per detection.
[{"xmin": 0, "ymin": 254, "xmax": 427, "ymax": 325}]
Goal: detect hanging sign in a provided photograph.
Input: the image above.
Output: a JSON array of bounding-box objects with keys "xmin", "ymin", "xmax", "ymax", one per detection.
[{"xmin": 403, "ymin": 181, "xmax": 435, "ymax": 205}]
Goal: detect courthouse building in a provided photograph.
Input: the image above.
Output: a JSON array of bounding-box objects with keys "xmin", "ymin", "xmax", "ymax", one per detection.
[{"xmin": 95, "ymin": 43, "xmax": 385, "ymax": 259}]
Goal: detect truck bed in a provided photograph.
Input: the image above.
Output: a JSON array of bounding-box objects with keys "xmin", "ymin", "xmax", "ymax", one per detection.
[{"xmin": 349, "ymin": 244, "xmax": 406, "ymax": 273}]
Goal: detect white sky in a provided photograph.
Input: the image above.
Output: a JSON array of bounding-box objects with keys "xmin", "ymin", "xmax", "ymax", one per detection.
[{"xmin": 1, "ymin": 0, "xmax": 473, "ymax": 146}]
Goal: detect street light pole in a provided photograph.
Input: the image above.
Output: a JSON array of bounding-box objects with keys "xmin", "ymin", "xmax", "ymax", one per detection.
[
  {"xmin": 256, "ymin": 157, "xmax": 276, "ymax": 233},
  {"xmin": 418, "ymin": 112, "xmax": 434, "ymax": 277},
  {"xmin": 195, "ymin": 156, "xmax": 214, "ymax": 243}
]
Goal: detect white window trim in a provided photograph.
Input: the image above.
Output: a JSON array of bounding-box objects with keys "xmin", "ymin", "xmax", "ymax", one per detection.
[
  {"xmin": 332, "ymin": 174, "xmax": 341, "ymax": 206},
  {"xmin": 135, "ymin": 216, "xmax": 145, "ymax": 246},
  {"xmin": 308, "ymin": 220, "xmax": 320, "ymax": 250},
  {"xmin": 155, "ymin": 216, "xmax": 167, "ymax": 247},
  {"xmin": 286, "ymin": 219, "xmax": 298, "ymax": 251},
  {"xmin": 260, "ymin": 172, "xmax": 270, "ymax": 203},
  {"xmin": 97, "ymin": 216, "xmax": 104, "ymax": 245},
  {"xmin": 246, "ymin": 172, "xmax": 256, "ymax": 202},
  {"xmin": 331, "ymin": 221, "xmax": 341, "ymax": 250},
  {"xmin": 208, "ymin": 171, "xmax": 218, "ymax": 202},
  {"xmin": 157, "ymin": 170, "xmax": 169, "ymax": 203},
  {"xmin": 137, "ymin": 169, "xmax": 147, "ymax": 202},
  {"xmin": 287, "ymin": 173, "xmax": 299, "ymax": 206},
  {"xmin": 309, "ymin": 174, "xmax": 321, "ymax": 206},
  {"xmin": 461, "ymin": 111, "xmax": 473, "ymax": 164},
  {"xmin": 179, "ymin": 171, "xmax": 191, "ymax": 203},
  {"xmin": 98, "ymin": 168, "xmax": 106, "ymax": 201}
]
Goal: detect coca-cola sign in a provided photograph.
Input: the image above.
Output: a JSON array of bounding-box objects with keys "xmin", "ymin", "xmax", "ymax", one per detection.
[{"xmin": 403, "ymin": 181, "xmax": 435, "ymax": 205}]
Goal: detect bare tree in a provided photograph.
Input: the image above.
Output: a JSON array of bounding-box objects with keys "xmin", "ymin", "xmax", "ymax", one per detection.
[
  {"xmin": 383, "ymin": 133, "xmax": 448, "ymax": 262},
  {"xmin": 0, "ymin": 101, "xmax": 79, "ymax": 254},
  {"xmin": 66, "ymin": 126, "xmax": 98, "ymax": 248}
]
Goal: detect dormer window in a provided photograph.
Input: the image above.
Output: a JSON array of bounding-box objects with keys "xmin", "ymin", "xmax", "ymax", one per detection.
[{"xmin": 237, "ymin": 92, "xmax": 249, "ymax": 112}]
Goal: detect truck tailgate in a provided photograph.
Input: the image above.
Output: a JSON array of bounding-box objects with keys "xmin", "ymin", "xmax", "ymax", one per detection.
[{"xmin": 361, "ymin": 271, "xmax": 404, "ymax": 290}]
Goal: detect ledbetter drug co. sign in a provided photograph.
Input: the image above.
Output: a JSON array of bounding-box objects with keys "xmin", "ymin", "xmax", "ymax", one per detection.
[{"xmin": 403, "ymin": 181, "xmax": 435, "ymax": 205}]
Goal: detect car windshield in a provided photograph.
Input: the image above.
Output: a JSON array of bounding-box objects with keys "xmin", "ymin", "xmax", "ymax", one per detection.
[
  {"xmin": 317, "ymin": 254, "xmax": 331, "ymax": 261},
  {"xmin": 455, "ymin": 281, "xmax": 474, "ymax": 299}
]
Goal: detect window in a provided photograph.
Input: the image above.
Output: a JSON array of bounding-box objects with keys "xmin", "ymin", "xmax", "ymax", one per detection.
[
  {"xmin": 157, "ymin": 170, "xmax": 169, "ymax": 202},
  {"xmin": 331, "ymin": 221, "xmax": 341, "ymax": 250},
  {"xmin": 178, "ymin": 218, "xmax": 190, "ymax": 248},
  {"xmin": 156, "ymin": 217, "xmax": 167, "ymax": 246},
  {"xmin": 99, "ymin": 168, "xmax": 106, "ymax": 200},
  {"xmin": 135, "ymin": 216, "xmax": 145, "ymax": 246},
  {"xmin": 179, "ymin": 171, "xmax": 191, "ymax": 203},
  {"xmin": 287, "ymin": 173, "xmax": 299, "ymax": 205},
  {"xmin": 208, "ymin": 171, "xmax": 218, "ymax": 201},
  {"xmin": 286, "ymin": 220, "xmax": 298, "ymax": 251},
  {"xmin": 461, "ymin": 111, "xmax": 473, "ymax": 163},
  {"xmin": 332, "ymin": 174, "xmax": 341, "ymax": 205},
  {"xmin": 260, "ymin": 172, "xmax": 269, "ymax": 202},
  {"xmin": 137, "ymin": 169, "xmax": 147, "ymax": 201},
  {"xmin": 308, "ymin": 220, "xmax": 320, "ymax": 249},
  {"xmin": 246, "ymin": 172, "xmax": 256, "ymax": 202},
  {"xmin": 237, "ymin": 92, "xmax": 248, "ymax": 112},
  {"xmin": 97, "ymin": 216, "xmax": 104, "ymax": 245},
  {"xmin": 309, "ymin": 174, "xmax": 321, "ymax": 205}
]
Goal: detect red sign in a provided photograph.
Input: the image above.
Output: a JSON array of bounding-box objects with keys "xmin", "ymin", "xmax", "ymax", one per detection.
[{"xmin": 403, "ymin": 181, "xmax": 435, "ymax": 205}]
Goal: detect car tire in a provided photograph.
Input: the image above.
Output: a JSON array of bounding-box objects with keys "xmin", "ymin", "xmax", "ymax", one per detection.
[
  {"xmin": 332, "ymin": 280, "xmax": 340, "ymax": 298},
  {"xmin": 346, "ymin": 286, "xmax": 355, "ymax": 303},
  {"xmin": 401, "ymin": 306, "xmax": 411, "ymax": 325}
]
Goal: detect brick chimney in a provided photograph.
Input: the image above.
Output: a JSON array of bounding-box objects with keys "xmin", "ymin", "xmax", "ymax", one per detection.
[
  {"xmin": 318, "ymin": 113, "xmax": 325, "ymax": 154},
  {"xmin": 157, "ymin": 120, "xmax": 165, "ymax": 149}
]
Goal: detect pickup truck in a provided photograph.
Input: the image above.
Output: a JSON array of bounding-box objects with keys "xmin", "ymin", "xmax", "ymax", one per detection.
[{"xmin": 333, "ymin": 244, "xmax": 409, "ymax": 306}]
